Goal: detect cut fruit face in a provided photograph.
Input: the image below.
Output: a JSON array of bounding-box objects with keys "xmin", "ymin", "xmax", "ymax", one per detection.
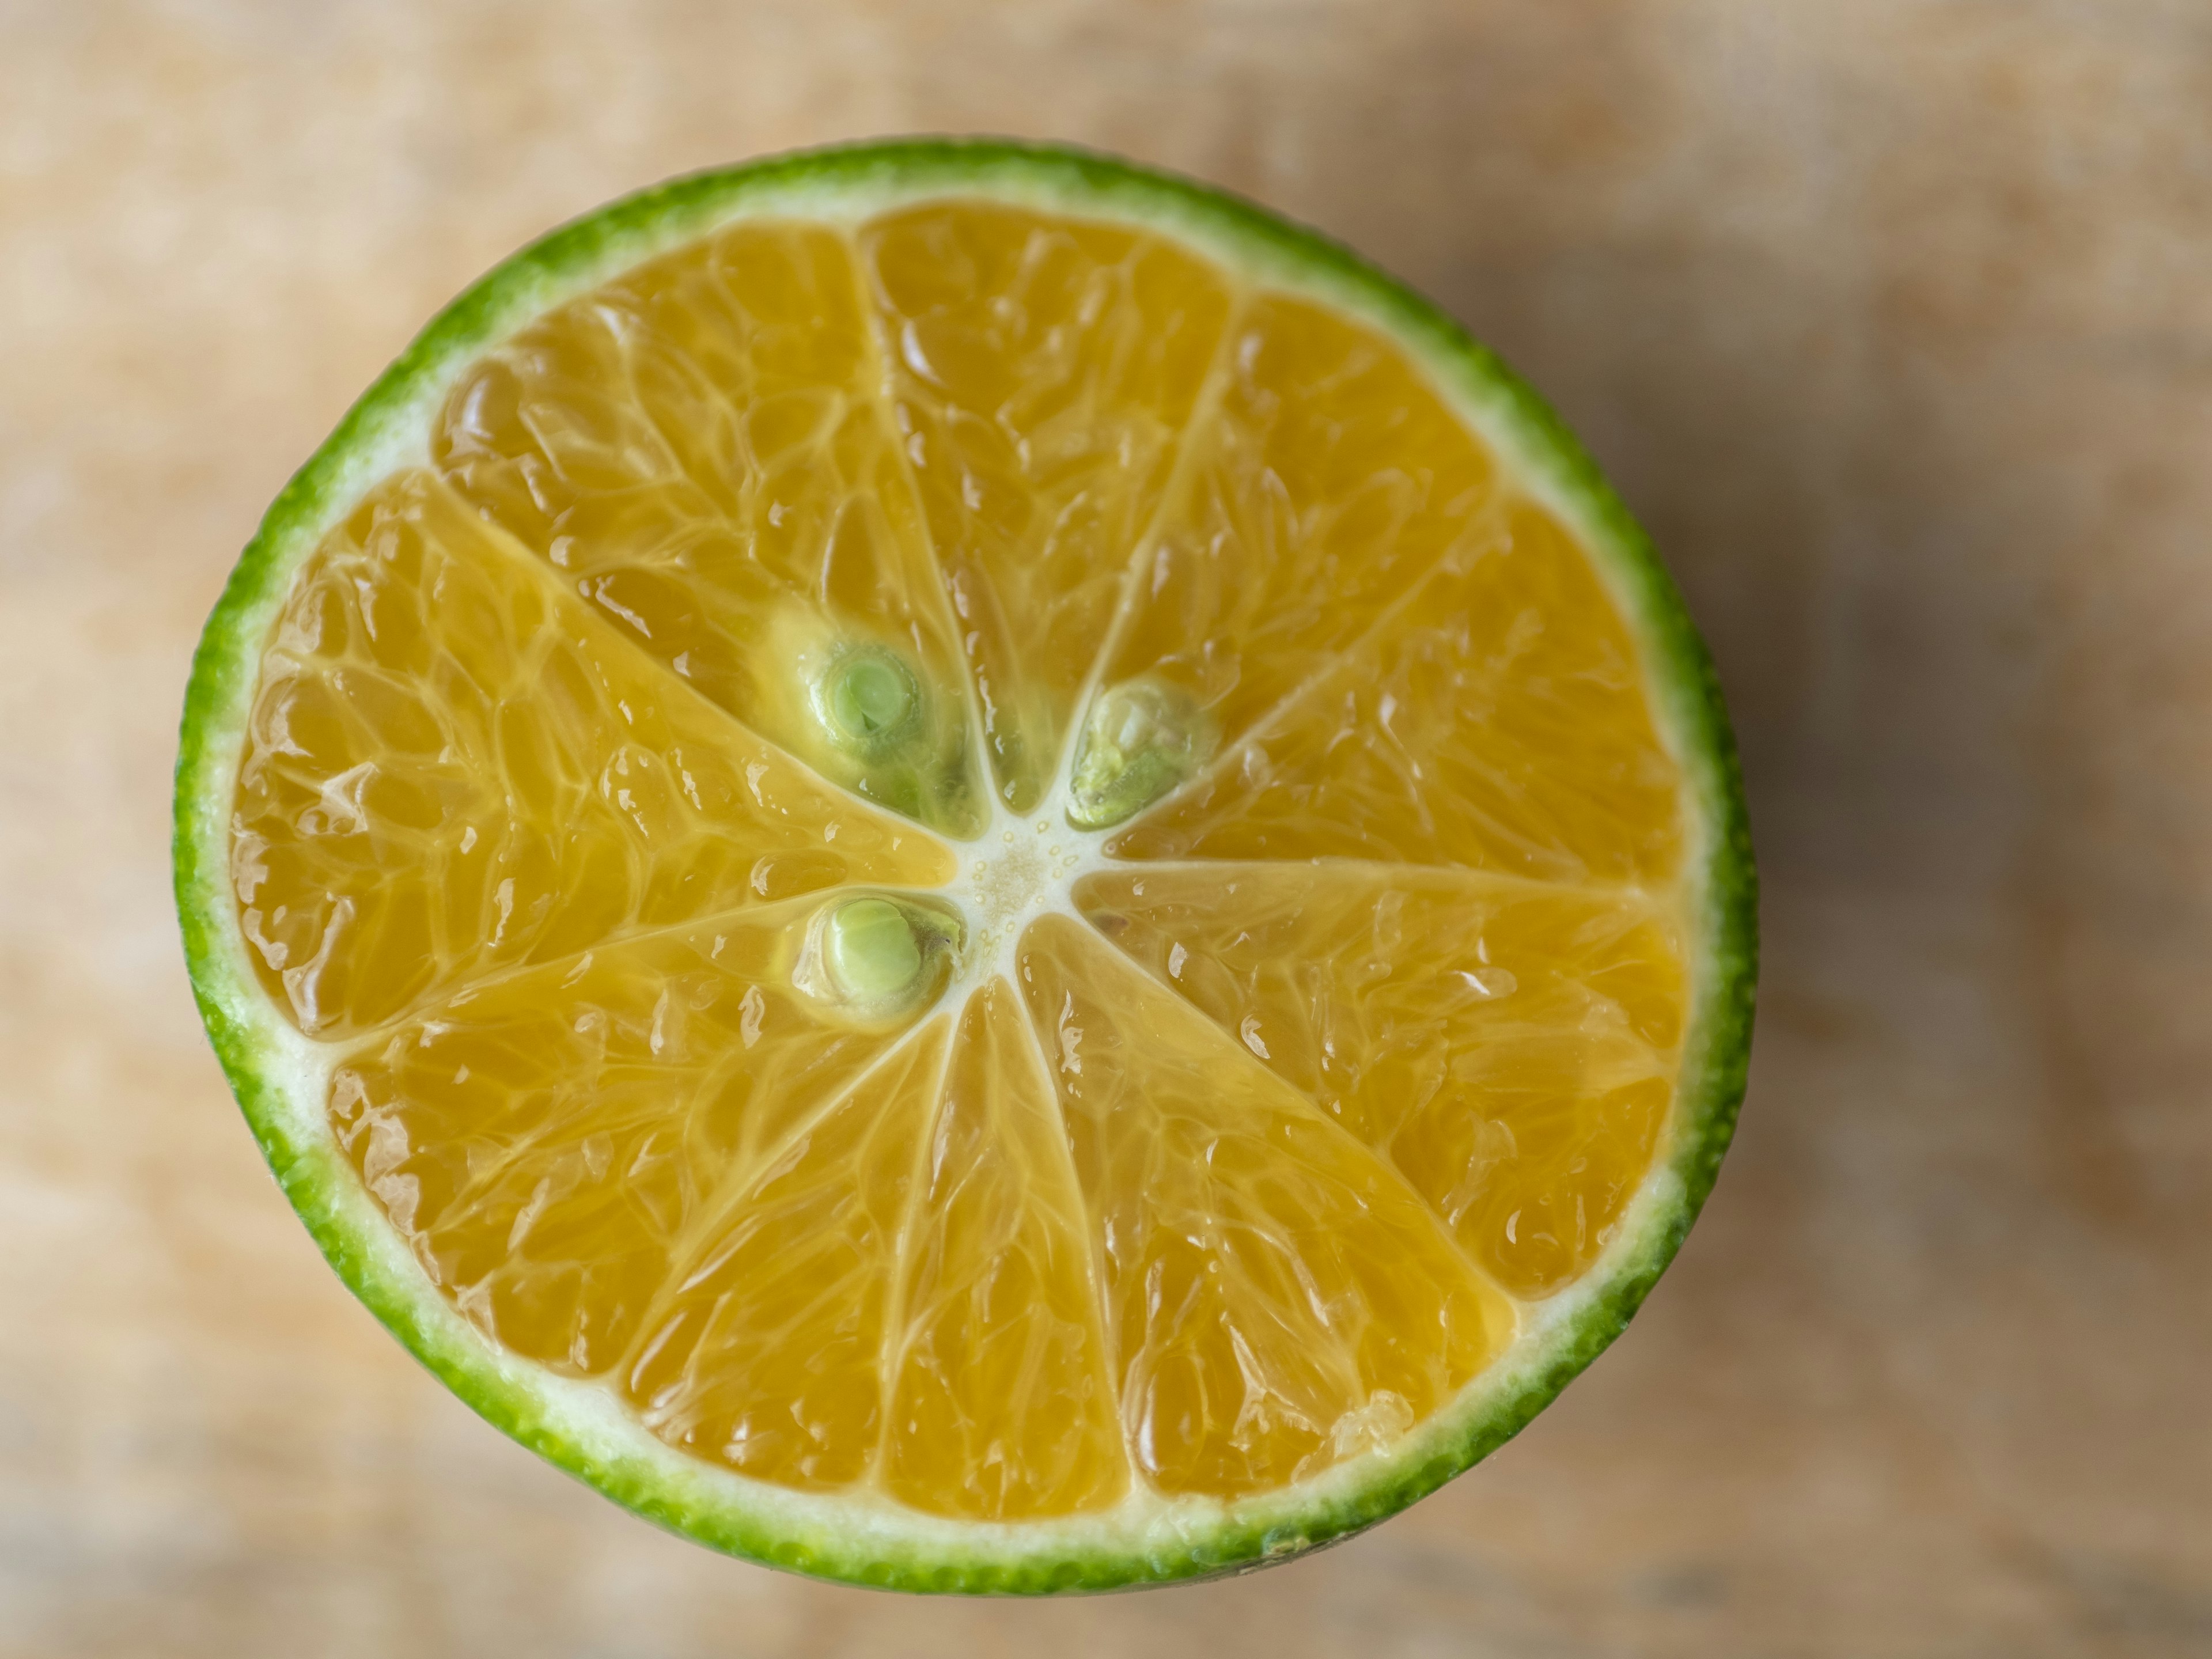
[{"xmin": 176, "ymin": 140, "xmax": 1754, "ymax": 1593}]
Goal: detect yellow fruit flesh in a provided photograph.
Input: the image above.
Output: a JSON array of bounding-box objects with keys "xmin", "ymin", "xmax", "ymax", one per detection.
[
  {"xmin": 1073, "ymin": 865, "xmax": 1685, "ymax": 1298},
  {"xmin": 434, "ymin": 222, "xmax": 983, "ymax": 836},
  {"xmin": 1107, "ymin": 497, "xmax": 1683, "ymax": 882},
  {"xmin": 1018, "ymin": 918, "xmax": 1516, "ymax": 1497},
  {"xmin": 881, "ymin": 980, "xmax": 1127, "ymax": 1518},
  {"xmin": 234, "ymin": 471, "xmax": 952, "ymax": 1039},
  {"xmin": 626, "ymin": 1021, "xmax": 950, "ymax": 1487},
  {"xmin": 861, "ymin": 203, "xmax": 1235, "ymax": 813},
  {"xmin": 233, "ymin": 203, "xmax": 1691, "ymax": 1517}
]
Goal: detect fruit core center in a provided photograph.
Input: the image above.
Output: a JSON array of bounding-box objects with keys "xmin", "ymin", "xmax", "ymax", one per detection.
[{"xmin": 955, "ymin": 822, "xmax": 1088, "ymax": 965}]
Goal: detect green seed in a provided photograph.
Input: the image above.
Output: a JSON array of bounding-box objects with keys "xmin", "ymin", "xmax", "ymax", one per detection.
[
  {"xmin": 823, "ymin": 898, "xmax": 925, "ymax": 1003},
  {"xmin": 820, "ymin": 647, "xmax": 921, "ymax": 757},
  {"xmin": 1067, "ymin": 680, "xmax": 1214, "ymax": 830}
]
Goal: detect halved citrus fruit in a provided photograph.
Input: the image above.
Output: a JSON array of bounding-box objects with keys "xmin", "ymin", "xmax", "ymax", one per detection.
[{"xmin": 175, "ymin": 139, "xmax": 1754, "ymax": 1590}]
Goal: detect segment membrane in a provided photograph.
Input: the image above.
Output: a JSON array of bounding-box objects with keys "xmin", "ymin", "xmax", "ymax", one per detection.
[
  {"xmin": 1109, "ymin": 499, "xmax": 1684, "ymax": 883},
  {"xmin": 234, "ymin": 471, "xmax": 950, "ymax": 1040},
  {"xmin": 328, "ymin": 908, "xmax": 926, "ymax": 1376},
  {"xmin": 882, "ymin": 980, "xmax": 1127, "ymax": 1518},
  {"xmin": 1016, "ymin": 916, "xmax": 1516, "ymax": 1498},
  {"xmin": 620, "ymin": 1022, "xmax": 952, "ymax": 1489},
  {"xmin": 434, "ymin": 221, "xmax": 983, "ymax": 835},
  {"xmin": 861, "ymin": 203, "xmax": 1236, "ymax": 811},
  {"xmin": 1076, "ymin": 864, "xmax": 1688, "ymax": 1297},
  {"xmin": 1094, "ymin": 293, "xmax": 1500, "ymax": 759}
]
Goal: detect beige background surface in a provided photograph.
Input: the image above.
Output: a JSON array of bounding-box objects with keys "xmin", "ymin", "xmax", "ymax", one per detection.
[{"xmin": 4, "ymin": 2, "xmax": 2210, "ymax": 1655}]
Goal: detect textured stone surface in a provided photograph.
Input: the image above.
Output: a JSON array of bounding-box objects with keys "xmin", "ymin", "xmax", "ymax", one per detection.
[{"xmin": 3, "ymin": 2, "xmax": 2209, "ymax": 1654}]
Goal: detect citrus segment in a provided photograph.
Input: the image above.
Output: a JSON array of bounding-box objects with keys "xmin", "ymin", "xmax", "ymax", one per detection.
[
  {"xmin": 1108, "ymin": 498, "xmax": 1684, "ymax": 882},
  {"xmin": 882, "ymin": 980, "xmax": 1127, "ymax": 1520},
  {"xmin": 1090, "ymin": 293, "xmax": 1500, "ymax": 767},
  {"xmin": 232, "ymin": 470, "xmax": 951, "ymax": 1040},
  {"xmin": 1074, "ymin": 863, "xmax": 1687, "ymax": 1297},
  {"xmin": 326, "ymin": 905, "xmax": 930, "ymax": 1374},
  {"xmin": 1015, "ymin": 916, "xmax": 1517, "ymax": 1499},
  {"xmin": 861, "ymin": 203, "xmax": 1236, "ymax": 812},
  {"xmin": 620, "ymin": 1021, "xmax": 952, "ymax": 1488},
  {"xmin": 433, "ymin": 221, "xmax": 982, "ymax": 835}
]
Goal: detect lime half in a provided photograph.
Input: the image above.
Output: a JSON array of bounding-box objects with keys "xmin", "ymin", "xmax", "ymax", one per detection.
[{"xmin": 175, "ymin": 139, "xmax": 1755, "ymax": 1591}]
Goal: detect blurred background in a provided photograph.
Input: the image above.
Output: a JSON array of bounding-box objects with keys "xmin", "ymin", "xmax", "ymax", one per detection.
[{"xmin": 3, "ymin": 2, "xmax": 2209, "ymax": 1654}]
